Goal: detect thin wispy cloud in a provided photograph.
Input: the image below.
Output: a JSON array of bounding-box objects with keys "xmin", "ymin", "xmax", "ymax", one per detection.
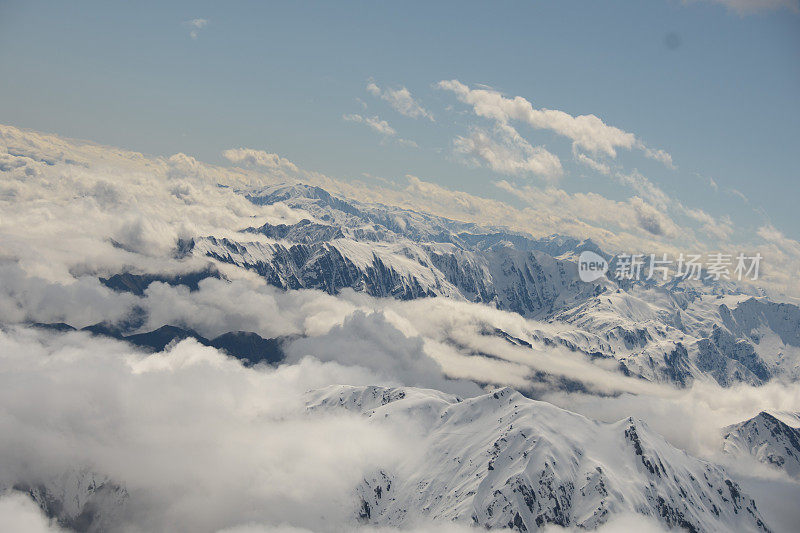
[
  {"xmin": 574, "ymin": 147, "xmax": 612, "ymax": 176},
  {"xmin": 686, "ymin": 0, "xmax": 799, "ymax": 14},
  {"xmin": 343, "ymin": 113, "xmax": 396, "ymax": 136},
  {"xmin": 184, "ymin": 18, "xmax": 208, "ymax": 39},
  {"xmin": 367, "ymin": 82, "xmax": 434, "ymax": 121},
  {"xmin": 342, "ymin": 113, "xmax": 417, "ymax": 147}
]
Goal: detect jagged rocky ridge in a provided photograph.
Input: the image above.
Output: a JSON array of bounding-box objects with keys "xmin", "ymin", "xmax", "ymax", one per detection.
[
  {"xmin": 195, "ymin": 184, "xmax": 604, "ymax": 315},
  {"xmin": 723, "ymin": 411, "xmax": 800, "ymax": 479},
  {"xmin": 308, "ymin": 385, "xmax": 772, "ymax": 532},
  {"xmin": 545, "ymin": 289, "xmax": 800, "ymax": 388}
]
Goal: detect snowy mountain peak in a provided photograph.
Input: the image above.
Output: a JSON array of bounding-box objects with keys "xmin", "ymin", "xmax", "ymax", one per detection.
[
  {"xmin": 310, "ymin": 384, "xmax": 771, "ymax": 532},
  {"xmin": 723, "ymin": 411, "xmax": 800, "ymax": 479}
]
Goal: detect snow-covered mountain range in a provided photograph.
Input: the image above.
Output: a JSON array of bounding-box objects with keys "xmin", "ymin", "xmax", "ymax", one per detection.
[
  {"xmin": 7, "ymin": 385, "xmax": 783, "ymax": 533},
  {"xmin": 309, "ymin": 385, "xmax": 771, "ymax": 532},
  {"xmin": 194, "ymin": 184, "xmax": 603, "ymax": 315},
  {"xmin": 2, "ymin": 126, "xmax": 799, "ymax": 532},
  {"xmin": 186, "ymin": 183, "xmax": 800, "ymax": 389}
]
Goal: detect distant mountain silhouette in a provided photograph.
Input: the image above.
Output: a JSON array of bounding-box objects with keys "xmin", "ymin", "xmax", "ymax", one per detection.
[{"xmin": 31, "ymin": 322, "xmax": 286, "ymax": 365}]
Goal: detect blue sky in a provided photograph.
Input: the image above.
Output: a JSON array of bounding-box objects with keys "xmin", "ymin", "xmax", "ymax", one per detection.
[{"xmin": 1, "ymin": 0, "xmax": 798, "ymax": 242}]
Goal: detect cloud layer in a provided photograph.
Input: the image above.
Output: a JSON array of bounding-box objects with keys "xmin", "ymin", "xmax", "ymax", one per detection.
[
  {"xmin": 1, "ymin": 123, "xmax": 799, "ymax": 531},
  {"xmin": 438, "ymin": 80, "xmax": 672, "ymax": 166}
]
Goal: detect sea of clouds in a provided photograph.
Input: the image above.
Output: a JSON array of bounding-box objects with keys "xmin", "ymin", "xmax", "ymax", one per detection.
[{"xmin": 1, "ymin": 124, "xmax": 799, "ymax": 532}]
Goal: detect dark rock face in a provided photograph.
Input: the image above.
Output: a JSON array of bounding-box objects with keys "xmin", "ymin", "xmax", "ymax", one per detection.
[
  {"xmin": 662, "ymin": 343, "xmax": 692, "ymax": 387},
  {"xmin": 200, "ymin": 236, "xmax": 441, "ymax": 301},
  {"xmin": 720, "ymin": 298, "xmax": 800, "ymax": 347},
  {"xmin": 124, "ymin": 325, "xmax": 287, "ymax": 365},
  {"xmin": 99, "ymin": 266, "xmax": 220, "ymax": 296},
  {"xmin": 710, "ymin": 325, "xmax": 770, "ymax": 381},
  {"xmin": 32, "ymin": 322, "xmax": 76, "ymax": 332},
  {"xmin": 34, "ymin": 322, "xmax": 287, "ymax": 366},
  {"xmin": 695, "ymin": 325, "xmax": 770, "ymax": 387},
  {"xmin": 81, "ymin": 322, "xmax": 127, "ymax": 339},
  {"xmin": 426, "ymin": 243, "xmax": 592, "ymax": 316},
  {"xmin": 124, "ymin": 324, "xmax": 207, "ymax": 351},
  {"xmin": 210, "ymin": 331, "xmax": 286, "ymax": 365},
  {"xmin": 245, "ymin": 219, "xmax": 345, "ymax": 244}
]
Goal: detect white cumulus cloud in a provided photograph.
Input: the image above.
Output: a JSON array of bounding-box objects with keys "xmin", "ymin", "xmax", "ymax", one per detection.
[
  {"xmin": 453, "ymin": 124, "xmax": 563, "ymax": 181},
  {"xmin": 222, "ymin": 148, "xmax": 299, "ymax": 173},
  {"xmin": 438, "ymin": 79, "xmax": 672, "ymax": 166}
]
